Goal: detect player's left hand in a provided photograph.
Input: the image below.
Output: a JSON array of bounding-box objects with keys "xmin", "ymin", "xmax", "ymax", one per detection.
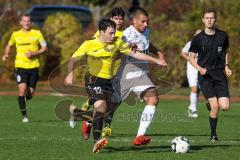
[
  {"xmin": 2, "ymin": 54, "xmax": 8, "ymax": 62},
  {"xmin": 25, "ymin": 51, "xmax": 36, "ymax": 58},
  {"xmin": 225, "ymin": 66, "xmax": 232, "ymax": 77},
  {"xmin": 156, "ymin": 58, "xmax": 167, "ymax": 66},
  {"xmin": 64, "ymin": 74, "xmax": 73, "ymax": 85},
  {"xmin": 128, "ymin": 43, "xmax": 138, "ymax": 52}
]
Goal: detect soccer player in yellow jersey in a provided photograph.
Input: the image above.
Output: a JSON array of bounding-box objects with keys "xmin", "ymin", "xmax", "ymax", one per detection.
[
  {"xmin": 65, "ymin": 19, "xmax": 166, "ymax": 153},
  {"xmin": 75, "ymin": 7, "xmax": 126, "ymax": 140},
  {"xmin": 2, "ymin": 15, "xmax": 47, "ymax": 123}
]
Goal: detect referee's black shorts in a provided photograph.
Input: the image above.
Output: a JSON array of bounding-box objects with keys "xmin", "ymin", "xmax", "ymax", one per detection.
[
  {"xmin": 84, "ymin": 74, "xmax": 113, "ymax": 105},
  {"xmin": 15, "ymin": 67, "xmax": 39, "ymax": 89},
  {"xmin": 198, "ymin": 69, "xmax": 229, "ymax": 99}
]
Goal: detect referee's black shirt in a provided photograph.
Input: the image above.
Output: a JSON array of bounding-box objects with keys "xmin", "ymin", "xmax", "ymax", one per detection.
[{"xmin": 189, "ymin": 28, "xmax": 229, "ymax": 71}]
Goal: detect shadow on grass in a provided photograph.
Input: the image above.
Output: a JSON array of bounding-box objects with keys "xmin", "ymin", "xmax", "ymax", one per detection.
[
  {"xmin": 102, "ymin": 143, "xmax": 240, "ymax": 153},
  {"xmin": 190, "ymin": 144, "xmax": 240, "ymax": 151},
  {"xmin": 148, "ymin": 133, "xmax": 209, "ymax": 137},
  {"xmin": 110, "ymin": 133, "xmax": 209, "ymax": 138},
  {"xmin": 103, "ymin": 145, "xmax": 170, "ymax": 153}
]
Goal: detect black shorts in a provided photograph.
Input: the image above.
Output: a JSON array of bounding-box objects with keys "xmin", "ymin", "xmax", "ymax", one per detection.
[
  {"xmin": 15, "ymin": 68, "xmax": 39, "ymax": 89},
  {"xmin": 84, "ymin": 74, "xmax": 113, "ymax": 105},
  {"xmin": 198, "ymin": 69, "xmax": 229, "ymax": 99}
]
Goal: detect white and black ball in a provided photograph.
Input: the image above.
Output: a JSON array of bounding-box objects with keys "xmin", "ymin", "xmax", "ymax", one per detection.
[{"xmin": 171, "ymin": 136, "xmax": 190, "ymax": 153}]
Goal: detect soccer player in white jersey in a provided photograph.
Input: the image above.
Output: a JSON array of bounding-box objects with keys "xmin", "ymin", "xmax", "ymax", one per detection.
[
  {"xmin": 180, "ymin": 30, "xmax": 201, "ymax": 118},
  {"xmin": 111, "ymin": 8, "xmax": 167, "ymax": 146}
]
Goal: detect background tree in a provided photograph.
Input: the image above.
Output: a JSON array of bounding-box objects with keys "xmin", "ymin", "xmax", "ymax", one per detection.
[
  {"xmin": 43, "ymin": 13, "xmax": 88, "ymax": 83},
  {"xmin": 0, "ymin": 0, "xmax": 240, "ymax": 87}
]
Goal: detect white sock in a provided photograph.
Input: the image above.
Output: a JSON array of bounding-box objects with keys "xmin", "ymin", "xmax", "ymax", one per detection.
[
  {"xmin": 137, "ymin": 105, "xmax": 156, "ymax": 136},
  {"xmin": 189, "ymin": 92, "xmax": 198, "ymax": 111}
]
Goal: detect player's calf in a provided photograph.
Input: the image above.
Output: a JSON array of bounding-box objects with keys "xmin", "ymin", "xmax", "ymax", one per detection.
[{"xmin": 26, "ymin": 88, "xmax": 34, "ymax": 100}]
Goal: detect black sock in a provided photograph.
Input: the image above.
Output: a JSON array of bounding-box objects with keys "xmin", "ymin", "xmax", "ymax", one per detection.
[
  {"xmin": 209, "ymin": 117, "xmax": 218, "ymax": 137},
  {"xmin": 104, "ymin": 111, "xmax": 115, "ymax": 127},
  {"xmin": 87, "ymin": 119, "xmax": 92, "ymax": 125},
  {"xmin": 93, "ymin": 111, "xmax": 104, "ymax": 143},
  {"xmin": 73, "ymin": 108, "xmax": 93, "ymax": 122},
  {"xmin": 18, "ymin": 96, "xmax": 27, "ymax": 117},
  {"xmin": 25, "ymin": 91, "xmax": 32, "ymax": 100}
]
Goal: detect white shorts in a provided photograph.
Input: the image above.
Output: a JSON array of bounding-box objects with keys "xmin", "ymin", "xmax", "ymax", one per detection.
[
  {"xmin": 187, "ymin": 62, "xmax": 198, "ymax": 87},
  {"xmin": 111, "ymin": 73, "xmax": 155, "ymax": 103}
]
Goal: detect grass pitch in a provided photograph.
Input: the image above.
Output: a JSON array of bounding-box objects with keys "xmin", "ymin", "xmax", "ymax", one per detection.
[{"xmin": 0, "ymin": 95, "xmax": 239, "ymax": 160}]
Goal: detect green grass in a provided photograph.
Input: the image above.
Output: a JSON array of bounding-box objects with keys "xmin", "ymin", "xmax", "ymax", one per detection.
[{"xmin": 0, "ymin": 95, "xmax": 240, "ymax": 160}]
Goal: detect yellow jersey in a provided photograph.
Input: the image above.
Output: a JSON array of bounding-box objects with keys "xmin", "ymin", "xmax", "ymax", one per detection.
[
  {"xmin": 93, "ymin": 29, "xmax": 124, "ymax": 75},
  {"xmin": 8, "ymin": 29, "xmax": 46, "ymax": 69},
  {"xmin": 72, "ymin": 37, "xmax": 131, "ymax": 79}
]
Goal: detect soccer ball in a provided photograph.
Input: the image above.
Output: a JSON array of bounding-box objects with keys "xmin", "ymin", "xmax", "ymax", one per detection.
[{"xmin": 171, "ymin": 136, "xmax": 190, "ymax": 153}]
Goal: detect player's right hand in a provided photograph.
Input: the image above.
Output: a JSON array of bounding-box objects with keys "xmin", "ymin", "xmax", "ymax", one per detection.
[
  {"xmin": 2, "ymin": 55, "xmax": 8, "ymax": 62},
  {"xmin": 199, "ymin": 68, "xmax": 207, "ymax": 75},
  {"xmin": 225, "ymin": 66, "xmax": 232, "ymax": 77}
]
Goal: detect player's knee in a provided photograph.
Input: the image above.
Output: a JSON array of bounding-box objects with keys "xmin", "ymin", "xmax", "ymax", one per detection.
[
  {"xmin": 220, "ymin": 104, "xmax": 230, "ymax": 111},
  {"xmin": 94, "ymin": 100, "xmax": 107, "ymax": 113},
  {"xmin": 210, "ymin": 103, "xmax": 219, "ymax": 113},
  {"xmin": 94, "ymin": 106, "xmax": 106, "ymax": 113},
  {"xmin": 210, "ymin": 107, "xmax": 219, "ymax": 117},
  {"xmin": 146, "ymin": 96, "xmax": 159, "ymax": 106},
  {"xmin": 18, "ymin": 90, "xmax": 25, "ymax": 96},
  {"xmin": 191, "ymin": 87, "xmax": 198, "ymax": 93}
]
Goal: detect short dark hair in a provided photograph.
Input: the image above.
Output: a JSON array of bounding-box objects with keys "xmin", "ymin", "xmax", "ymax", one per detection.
[
  {"xmin": 110, "ymin": 7, "xmax": 125, "ymax": 18},
  {"xmin": 133, "ymin": 7, "xmax": 148, "ymax": 18},
  {"xmin": 20, "ymin": 14, "xmax": 31, "ymax": 20},
  {"xmin": 203, "ymin": 8, "xmax": 217, "ymax": 18},
  {"xmin": 98, "ymin": 19, "xmax": 116, "ymax": 31}
]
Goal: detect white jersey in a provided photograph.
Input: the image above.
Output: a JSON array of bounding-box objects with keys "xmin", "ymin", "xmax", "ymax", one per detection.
[
  {"xmin": 182, "ymin": 41, "xmax": 191, "ymax": 54},
  {"xmin": 182, "ymin": 41, "xmax": 198, "ymax": 87},
  {"xmin": 182, "ymin": 41, "xmax": 198, "ymax": 63},
  {"xmin": 123, "ymin": 25, "xmax": 150, "ymax": 51},
  {"xmin": 112, "ymin": 25, "xmax": 155, "ymax": 102},
  {"xmin": 116, "ymin": 25, "xmax": 150, "ymax": 80}
]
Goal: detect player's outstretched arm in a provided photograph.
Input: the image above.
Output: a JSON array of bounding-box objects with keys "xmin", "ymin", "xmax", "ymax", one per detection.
[{"xmin": 128, "ymin": 51, "xmax": 167, "ymax": 66}]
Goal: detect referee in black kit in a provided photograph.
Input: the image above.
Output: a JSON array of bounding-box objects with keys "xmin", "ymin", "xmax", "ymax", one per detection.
[{"xmin": 189, "ymin": 8, "xmax": 232, "ymax": 142}]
